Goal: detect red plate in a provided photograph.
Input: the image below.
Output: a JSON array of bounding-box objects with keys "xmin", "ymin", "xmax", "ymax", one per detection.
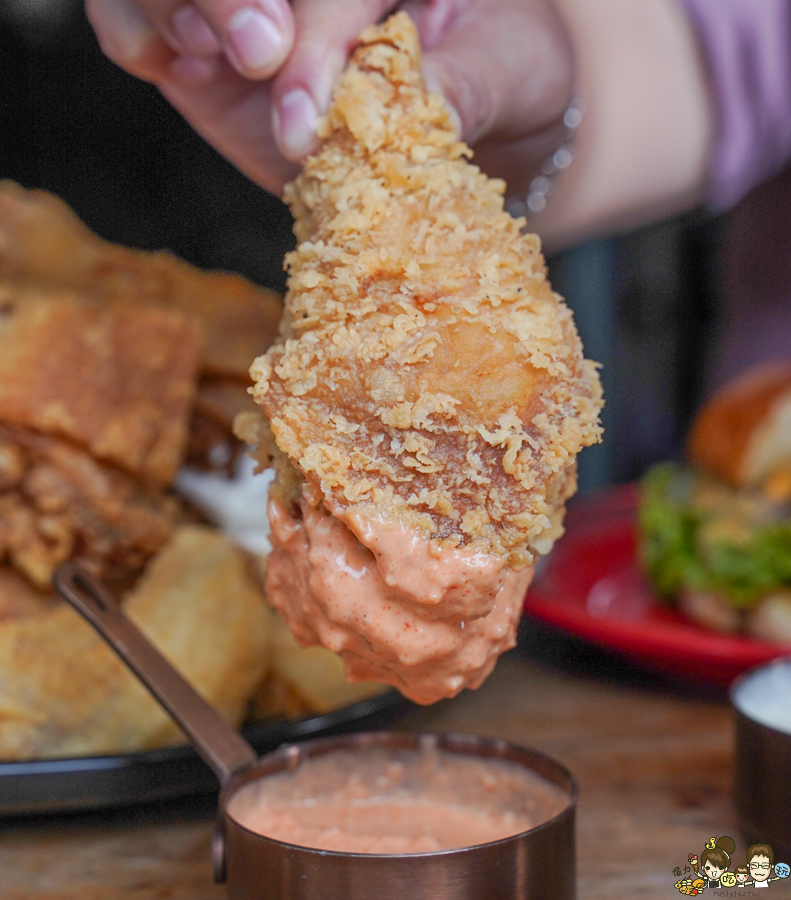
[{"xmin": 524, "ymin": 483, "xmax": 791, "ymax": 685}]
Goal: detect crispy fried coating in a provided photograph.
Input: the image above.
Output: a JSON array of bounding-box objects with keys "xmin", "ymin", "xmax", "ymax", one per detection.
[
  {"xmin": 0, "ymin": 425, "xmax": 180, "ymax": 590},
  {"xmin": 0, "ymin": 526, "xmax": 272, "ymax": 760},
  {"xmin": 250, "ymin": 13, "xmax": 602, "ymax": 565},
  {"xmin": 0, "ymin": 284, "xmax": 200, "ymax": 485},
  {"xmin": 249, "ymin": 611, "xmax": 388, "ymax": 718},
  {"xmin": 0, "ymin": 186, "xmax": 336, "ymax": 756},
  {"xmin": 0, "ymin": 180, "xmax": 283, "ymax": 380},
  {"xmin": 0, "ymin": 568, "xmax": 59, "ymax": 621},
  {"xmin": 196, "ymin": 377, "xmax": 259, "ymax": 432},
  {"xmin": 186, "ymin": 378, "xmax": 261, "ymax": 473},
  {"xmin": 0, "ymin": 181, "xmax": 285, "ymax": 485}
]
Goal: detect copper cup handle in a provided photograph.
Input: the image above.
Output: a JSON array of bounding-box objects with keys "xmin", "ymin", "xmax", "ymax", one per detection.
[{"xmin": 53, "ymin": 561, "xmax": 258, "ymax": 786}]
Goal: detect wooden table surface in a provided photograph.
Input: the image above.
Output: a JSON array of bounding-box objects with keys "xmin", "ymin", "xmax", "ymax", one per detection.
[{"xmin": 0, "ymin": 621, "xmax": 751, "ymax": 900}]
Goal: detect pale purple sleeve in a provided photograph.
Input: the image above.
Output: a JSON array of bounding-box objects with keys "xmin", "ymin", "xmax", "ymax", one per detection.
[{"xmin": 679, "ymin": 0, "xmax": 791, "ymax": 211}]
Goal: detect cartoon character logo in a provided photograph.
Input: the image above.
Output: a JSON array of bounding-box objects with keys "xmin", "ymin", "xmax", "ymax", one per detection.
[
  {"xmin": 746, "ymin": 843, "xmax": 790, "ymax": 888},
  {"xmin": 692, "ymin": 836, "xmax": 736, "ymax": 890},
  {"xmin": 673, "ymin": 836, "xmax": 789, "ymax": 893},
  {"xmin": 733, "ymin": 865, "xmax": 751, "ymax": 887},
  {"xmin": 673, "ymin": 876, "xmax": 706, "ymax": 896}
]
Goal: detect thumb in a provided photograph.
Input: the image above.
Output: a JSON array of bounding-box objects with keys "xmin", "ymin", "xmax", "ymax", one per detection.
[{"xmin": 419, "ymin": 0, "xmax": 573, "ymax": 147}]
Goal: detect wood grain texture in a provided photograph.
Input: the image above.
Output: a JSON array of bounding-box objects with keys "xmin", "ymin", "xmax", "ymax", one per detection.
[{"xmin": 0, "ymin": 622, "xmax": 759, "ymax": 900}]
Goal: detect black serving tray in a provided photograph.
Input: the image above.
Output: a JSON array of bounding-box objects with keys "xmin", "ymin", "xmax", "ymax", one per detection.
[{"xmin": 0, "ymin": 691, "xmax": 407, "ymax": 816}]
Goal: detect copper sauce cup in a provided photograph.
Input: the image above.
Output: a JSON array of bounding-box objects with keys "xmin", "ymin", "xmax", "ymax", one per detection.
[
  {"xmin": 55, "ymin": 563, "xmax": 577, "ymax": 900},
  {"xmin": 731, "ymin": 657, "xmax": 791, "ymax": 861}
]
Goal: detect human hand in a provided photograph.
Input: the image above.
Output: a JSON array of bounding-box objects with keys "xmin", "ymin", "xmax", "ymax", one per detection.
[{"xmin": 85, "ymin": 0, "xmax": 574, "ymax": 198}]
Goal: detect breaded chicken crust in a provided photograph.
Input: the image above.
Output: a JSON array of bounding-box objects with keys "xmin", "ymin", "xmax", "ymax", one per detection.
[
  {"xmin": 0, "ymin": 180, "xmax": 283, "ymax": 382},
  {"xmin": 0, "ymin": 424, "xmax": 180, "ymax": 590},
  {"xmin": 250, "ymin": 13, "xmax": 602, "ymax": 566}
]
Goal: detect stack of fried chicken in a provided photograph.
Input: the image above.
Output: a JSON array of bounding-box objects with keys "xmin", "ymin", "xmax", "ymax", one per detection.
[
  {"xmin": 0, "ymin": 184, "xmax": 381, "ymax": 760},
  {"xmin": 0, "ymin": 179, "xmax": 288, "ymax": 591}
]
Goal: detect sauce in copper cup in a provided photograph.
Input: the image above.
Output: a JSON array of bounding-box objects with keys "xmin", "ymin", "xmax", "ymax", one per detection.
[{"xmin": 55, "ymin": 563, "xmax": 577, "ymax": 900}]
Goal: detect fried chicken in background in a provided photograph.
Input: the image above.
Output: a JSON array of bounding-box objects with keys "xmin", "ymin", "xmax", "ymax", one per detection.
[
  {"xmin": 0, "ymin": 180, "xmax": 284, "ymax": 476},
  {"xmin": 0, "ymin": 181, "xmax": 283, "ymax": 381},
  {"xmin": 0, "ymin": 276, "xmax": 199, "ymax": 588},
  {"xmin": 0, "ymin": 183, "xmax": 388, "ymax": 758},
  {"xmin": 0, "ymin": 187, "xmax": 275, "ymax": 756},
  {"xmin": 0, "ymin": 526, "xmax": 272, "ymax": 760},
  {"xmin": 0, "ymin": 223, "xmax": 275, "ymax": 755},
  {"xmin": 241, "ymin": 13, "xmax": 603, "ymax": 704},
  {"xmin": 0, "ymin": 285, "xmax": 201, "ymax": 486},
  {"xmin": 0, "ymin": 423, "xmax": 180, "ymax": 592}
]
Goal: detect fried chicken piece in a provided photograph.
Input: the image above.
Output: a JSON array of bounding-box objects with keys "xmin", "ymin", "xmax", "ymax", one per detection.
[
  {"xmin": 0, "ymin": 567, "xmax": 59, "ymax": 621},
  {"xmin": 0, "ymin": 181, "xmax": 285, "ymax": 482},
  {"xmin": 0, "ymin": 180, "xmax": 283, "ymax": 380},
  {"xmin": 243, "ymin": 13, "xmax": 602, "ymax": 704},
  {"xmin": 0, "ymin": 186, "xmax": 292, "ymax": 758},
  {"xmin": 253, "ymin": 14, "xmax": 601, "ymax": 560},
  {"xmin": 0, "ymin": 425, "xmax": 180, "ymax": 590},
  {"xmin": 249, "ymin": 610, "xmax": 388, "ymax": 719},
  {"xmin": 0, "ymin": 526, "xmax": 272, "ymax": 760},
  {"xmin": 185, "ymin": 377, "xmax": 259, "ymax": 472},
  {"xmin": 0, "ymin": 284, "xmax": 200, "ymax": 485}
]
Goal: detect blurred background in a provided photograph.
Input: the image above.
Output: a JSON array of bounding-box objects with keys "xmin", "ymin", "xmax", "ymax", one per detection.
[{"xmin": 0, "ymin": 0, "xmax": 730, "ymax": 495}]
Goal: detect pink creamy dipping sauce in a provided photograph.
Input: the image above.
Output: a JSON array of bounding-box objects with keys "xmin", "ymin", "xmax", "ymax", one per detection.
[
  {"xmin": 266, "ymin": 496, "xmax": 533, "ymax": 705},
  {"xmin": 226, "ymin": 743, "xmax": 568, "ymax": 854}
]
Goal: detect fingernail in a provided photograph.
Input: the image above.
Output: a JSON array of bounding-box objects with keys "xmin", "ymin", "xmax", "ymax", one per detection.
[
  {"xmin": 276, "ymin": 89, "xmax": 319, "ymax": 158},
  {"xmin": 93, "ymin": 0, "xmax": 157, "ymax": 65},
  {"xmin": 171, "ymin": 4, "xmax": 220, "ymax": 55},
  {"xmin": 227, "ymin": 7, "xmax": 283, "ymax": 73}
]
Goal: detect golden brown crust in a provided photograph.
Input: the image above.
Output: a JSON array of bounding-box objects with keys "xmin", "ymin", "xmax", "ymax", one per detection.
[
  {"xmin": 0, "ymin": 567, "xmax": 59, "ymax": 621},
  {"xmin": 0, "ymin": 526, "xmax": 272, "ymax": 760},
  {"xmin": 687, "ymin": 363, "xmax": 791, "ymax": 487},
  {"xmin": 0, "ymin": 181, "xmax": 288, "ymax": 585},
  {"xmin": 0, "ymin": 284, "xmax": 200, "ymax": 485},
  {"xmin": 250, "ymin": 13, "xmax": 602, "ymax": 564},
  {"xmin": 0, "ymin": 185, "xmax": 305, "ymax": 758},
  {"xmin": 195, "ymin": 377, "xmax": 258, "ymax": 431},
  {"xmin": 0, "ymin": 180, "xmax": 283, "ymax": 380},
  {"xmin": 0, "ymin": 424, "xmax": 181, "ymax": 590}
]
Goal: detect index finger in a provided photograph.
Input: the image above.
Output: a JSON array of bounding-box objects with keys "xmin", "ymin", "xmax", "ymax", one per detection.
[{"xmin": 86, "ymin": 0, "xmax": 176, "ymax": 83}]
